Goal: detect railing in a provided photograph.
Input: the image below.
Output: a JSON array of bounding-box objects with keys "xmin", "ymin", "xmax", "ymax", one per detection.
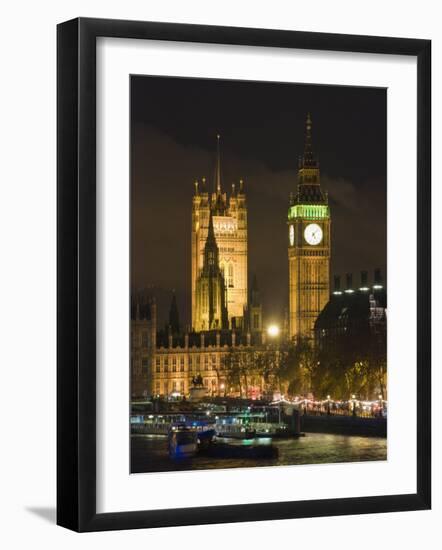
[{"xmin": 302, "ymin": 406, "xmax": 386, "ymax": 419}]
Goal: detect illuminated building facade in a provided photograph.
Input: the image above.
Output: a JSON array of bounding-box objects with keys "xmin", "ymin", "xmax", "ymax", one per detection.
[
  {"xmin": 152, "ymin": 328, "xmax": 269, "ymax": 398},
  {"xmin": 288, "ymin": 114, "xmax": 331, "ymax": 339},
  {"xmin": 130, "ymin": 294, "xmax": 156, "ymax": 398},
  {"xmin": 131, "ymin": 284, "xmax": 269, "ymax": 399},
  {"xmin": 191, "ymin": 136, "xmax": 248, "ymax": 330},
  {"xmin": 133, "ymin": 119, "xmax": 336, "ymax": 398},
  {"xmin": 194, "ymin": 212, "xmax": 229, "ymax": 331}
]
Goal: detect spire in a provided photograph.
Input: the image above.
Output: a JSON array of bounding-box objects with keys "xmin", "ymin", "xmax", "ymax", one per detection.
[
  {"xmin": 196, "ymin": 209, "xmax": 228, "ymax": 331},
  {"xmin": 295, "ymin": 113, "xmax": 325, "ymax": 202},
  {"xmin": 301, "ymin": 112, "xmax": 317, "ymax": 169},
  {"xmin": 203, "ymin": 210, "xmax": 220, "ymax": 272},
  {"xmin": 206, "ymin": 209, "xmax": 217, "ymax": 249},
  {"xmin": 212, "ymin": 134, "xmax": 227, "ymax": 215},
  {"xmin": 215, "ymin": 134, "xmax": 221, "ymax": 194}
]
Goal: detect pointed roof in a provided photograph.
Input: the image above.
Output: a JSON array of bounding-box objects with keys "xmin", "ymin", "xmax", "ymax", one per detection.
[
  {"xmin": 205, "ymin": 210, "xmax": 218, "ymax": 252},
  {"xmin": 296, "ymin": 113, "xmax": 326, "ymax": 203},
  {"xmin": 300, "ymin": 112, "xmax": 318, "ymax": 170},
  {"xmin": 202, "ymin": 210, "xmax": 221, "ymax": 274}
]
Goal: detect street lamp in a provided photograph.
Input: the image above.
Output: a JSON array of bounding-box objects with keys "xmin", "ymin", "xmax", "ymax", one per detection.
[
  {"xmin": 267, "ymin": 324, "xmax": 280, "ymax": 338},
  {"xmin": 351, "ymin": 394, "xmax": 357, "ymax": 416}
]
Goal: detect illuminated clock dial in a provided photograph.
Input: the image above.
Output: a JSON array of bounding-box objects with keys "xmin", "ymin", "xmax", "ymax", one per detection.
[
  {"xmin": 304, "ymin": 223, "xmax": 323, "ymax": 246},
  {"xmin": 289, "ymin": 225, "xmax": 294, "ymax": 246}
]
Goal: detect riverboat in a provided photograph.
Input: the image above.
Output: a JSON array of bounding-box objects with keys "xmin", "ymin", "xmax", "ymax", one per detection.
[
  {"xmin": 130, "ymin": 414, "xmax": 185, "ymax": 435},
  {"xmin": 214, "ymin": 417, "xmax": 256, "ymax": 439},
  {"xmin": 168, "ymin": 423, "xmax": 198, "ymax": 458}
]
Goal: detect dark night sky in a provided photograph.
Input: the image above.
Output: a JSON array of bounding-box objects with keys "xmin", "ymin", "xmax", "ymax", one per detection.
[{"xmin": 131, "ymin": 75, "xmax": 386, "ymax": 328}]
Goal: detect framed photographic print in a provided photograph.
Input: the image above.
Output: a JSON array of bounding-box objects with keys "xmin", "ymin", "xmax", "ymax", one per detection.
[{"xmin": 57, "ymin": 17, "xmax": 431, "ymax": 532}]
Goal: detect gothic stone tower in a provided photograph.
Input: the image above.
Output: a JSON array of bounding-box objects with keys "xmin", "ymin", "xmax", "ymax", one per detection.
[
  {"xmin": 288, "ymin": 114, "xmax": 331, "ymax": 339},
  {"xmin": 192, "ymin": 135, "xmax": 248, "ymax": 330},
  {"xmin": 194, "ymin": 211, "xmax": 229, "ymax": 331}
]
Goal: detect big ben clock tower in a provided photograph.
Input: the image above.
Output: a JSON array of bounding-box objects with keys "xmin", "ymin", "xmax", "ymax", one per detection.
[{"xmin": 288, "ymin": 114, "xmax": 331, "ymax": 340}]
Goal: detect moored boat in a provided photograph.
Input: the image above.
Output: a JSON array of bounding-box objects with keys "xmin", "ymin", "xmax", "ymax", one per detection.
[
  {"xmin": 130, "ymin": 413, "xmax": 186, "ymax": 435},
  {"xmin": 253, "ymin": 423, "xmax": 290, "ymax": 438},
  {"xmin": 168, "ymin": 423, "xmax": 199, "ymax": 458},
  {"xmin": 214, "ymin": 418, "xmax": 256, "ymax": 439}
]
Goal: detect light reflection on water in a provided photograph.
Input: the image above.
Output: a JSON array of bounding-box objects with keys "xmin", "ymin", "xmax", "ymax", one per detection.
[{"xmin": 130, "ymin": 432, "xmax": 387, "ymax": 474}]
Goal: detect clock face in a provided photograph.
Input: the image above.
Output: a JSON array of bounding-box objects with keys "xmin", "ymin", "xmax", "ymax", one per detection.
[
  {"xmin": 289, "ymin": 225, "xmax": 294, "ymax": 246},
  {"xmin": 304, "ymin": 223, "xmax": 323, "ymax": 246}
]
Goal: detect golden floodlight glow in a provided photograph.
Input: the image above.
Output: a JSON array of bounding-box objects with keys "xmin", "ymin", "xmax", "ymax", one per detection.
[{"xmin": 267, "ymin": 324, "xmax": 280, "ymax": 337}]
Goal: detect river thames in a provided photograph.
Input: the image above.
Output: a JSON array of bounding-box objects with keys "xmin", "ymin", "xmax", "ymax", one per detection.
[{"xmin": 131, "ymin": 432, "xmax": 387, "ymax": 473}]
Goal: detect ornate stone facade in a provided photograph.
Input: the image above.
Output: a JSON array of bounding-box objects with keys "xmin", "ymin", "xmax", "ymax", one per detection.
[
  {"xmin": 288, "ymin": 114, "xmax": 331, "ymax": 339},
  {"xmin": 133, "ymin": 120, "xmax": 332, "ymax": 398},
  {"xmin": 194, "ymin": 212, "xmax": 229, "ymax": 331},
  {"xmin": 151, "ymin": 330, "xmax": 269, "ymax": 398},
  {"xmin": 191, "ymin": 136, "xmax": 247, "ymax": 330},
  {"xmin": 130, "ymin": 295, "xmax": 156, "ymax": 398}
]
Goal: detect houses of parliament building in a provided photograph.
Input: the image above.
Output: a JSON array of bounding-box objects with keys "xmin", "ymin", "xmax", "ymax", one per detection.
[{"xmin": 131, "ymin": 116, "xmax": 332, "ymax": 398}]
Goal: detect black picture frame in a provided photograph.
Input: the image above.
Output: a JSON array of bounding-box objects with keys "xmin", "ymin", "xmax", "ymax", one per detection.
[{"xmin": 57, "ymin": 17, "xmax": 431, "ymax": 532}]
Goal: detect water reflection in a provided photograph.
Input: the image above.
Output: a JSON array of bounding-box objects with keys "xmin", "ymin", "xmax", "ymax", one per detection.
[{"xmin": 131, "ymin": 432, "xmax": 387, "ymax": 474}]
